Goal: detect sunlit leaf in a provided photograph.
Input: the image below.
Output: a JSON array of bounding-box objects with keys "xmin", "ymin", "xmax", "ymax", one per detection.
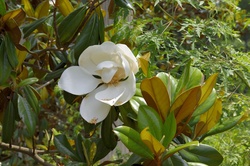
[
  {"xmin": 138, "ymin": 52, "xmax": 150, "ymax": 77},
  {"xmin": 115, "ymin": 0, "xmax": 135, "ymax": 12},
  {"xmin": 21, "ymin": 0, "xmax": 35, "ymax": 17},
  {"xmin": 17, "ymin": 77, "xmax": 39, "ymax": 88},
  {"xmin": 179, "ymin": 144, "xmax": 223, "ymax": 166},
  {"xmin": 141, "ymin": 77, "xmax": 171, "ymax": 120},
  {"xmin": 138, "ymin": 105, "xmax": 163, "ymax": 140},
  {"xmin": 140, "ymin": 127, "xmax": 165, "ymax": 156},
  {"xmin": 18, "ymin": 95, "xmax": 37, "ymax": 137},
  {"xmin": 194, "ymin": 99, "xmax": 222, "ymax": 138},
  {"xmin": 2, "ymin": 8, "xmax": 26, "ymax": 29},
  {"xmin": 35, "ymin": 0, "xmax": 50, "ymax": 19},
  {"xmin": 114, "ymin": 126, "xmax": 154, "ymax": 159},
  {"xmin": 199, "ymin": 73, "xmax": 218, "ymax": 104},
  {"xmin": 157, "ymin": 72, "xmax": 178, "ymax": 104},
  {"xmin": 170, "ymin": 86, "xmax": 201, "ymax": 124},
  {"xmin": 129, "ymin": 96, "xmax": 146, "ymax": 114},
  {"xmin": 56, "ymin": 0, "xmax": 74, "ymax": 16}
]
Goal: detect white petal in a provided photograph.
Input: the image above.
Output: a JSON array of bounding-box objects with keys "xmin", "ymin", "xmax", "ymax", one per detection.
[
  {"xmin": 117, "ymin": 44, "xmax": 139, "ymax": 74},
  {"xmin": 114, "ymin": 72, "xmax": 136, "ymax": 106},
  {"xmin": 58, "ymin": 66, "xmax": 101, "ymax": 95},
  {"xmin": 80, "ymin": 85, "xmax": 111, "ymax": 124},
  {"xmin": 78, "ymin": 42, "xmax": 120, "ymax": 74},
  {"xmin": 95, "ymin": 84, "xmax": 125, "ymax": 106}
]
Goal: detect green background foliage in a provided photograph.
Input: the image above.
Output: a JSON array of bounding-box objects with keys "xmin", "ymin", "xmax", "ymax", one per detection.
[{"xmin": 0, "ymin": 0, "xmax": 249, "ymax": 165}]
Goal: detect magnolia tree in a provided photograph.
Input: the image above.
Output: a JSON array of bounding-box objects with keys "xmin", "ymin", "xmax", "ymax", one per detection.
[{"xmin": 0, "ymin": 0, "xmax": 249, "ymax": 165}]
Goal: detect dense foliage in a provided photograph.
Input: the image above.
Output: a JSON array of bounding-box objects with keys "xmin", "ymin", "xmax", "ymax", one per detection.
[{"xmin": 0, "ymin": 0, "xmax": 249, "ymax": 165}]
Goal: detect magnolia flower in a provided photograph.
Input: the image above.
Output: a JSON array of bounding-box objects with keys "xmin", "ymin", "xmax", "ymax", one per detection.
[{"xmin": 58, "ymin": 42, "xmax": 138, "ymax": 124}]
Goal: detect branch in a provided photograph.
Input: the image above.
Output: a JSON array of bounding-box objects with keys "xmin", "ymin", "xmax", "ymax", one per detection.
[{"xmin": 0, "ymin": 142, "xmax": 54, "ymax": 166}]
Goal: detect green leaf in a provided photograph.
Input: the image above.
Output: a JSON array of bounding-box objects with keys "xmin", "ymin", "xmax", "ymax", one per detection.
[
  {"xmin": 17, "ymin": 77, "xmax": 39, "ymax": 87},
  {"xmin": 93, "ymin": 138, "xmax": 111, "ymax": 163},
  {"xmin": 75, "ymin": 134, "xmax": 86, "ymax": 162},
  {"xmin": 45, "ymin": 68, "xmax": 64, "ymax": 81},
  {"xmin": 121, "ymin": 153, "xmax": 142, "ymax": 166},
  {"xmin": 22, "ymin": 17, "xmax": 48, "ymax": 38},
  {"xmin": 58, "ymin": 6, "xmax": 87, "ymax": 44},
  {"xmin": 163, "ymin": 153, "xmax": 188, "ymax": 166},
  {"xmin": 179, "ymin": 144, "xmax": 223, "ymax": 166},
  {"xmin": 115, "ymin": 0, "xmax": 135, "ymax": 12},
  {"xmin": 0, "ymin": 0, "xmax": 6, "ymax": 15},
  {"xmin": 156, "ymin": 72, "xmax": 178, "ymax": 104},
  {"xmin": 23, "ymin": 85, "xmax": 39, "ymax": 114},
  {"xmin": 0, "ymin": 41, "xmax": 11, "ymax": 84},
  {"xmin": 164, "ymin": 141, "xmax": 199, "ymax": 159},
  {"xmin": 138, "ymin": 105, "xmax": 163, "ymax": 141},
  {"xmin": 18, "ymin": 95, "xmax": 37, "ymax": 137},
  {"xmin": 73, "ymin": 12, "xmax": 99, "ymax": 60},
  {"xmin": 54, "ymin": 134, "xmax": 81, "ymax": 161},
  {"xmin": 202, "ymin": 115, "xmax": 243, "ymax": 138},
  {"xmin": 101, "ymin": 107, "xmax": 118, "ymax": 150},
  {"xmin": 175, "ymin": 62, "xmax": 203, "ymax": 98},
  {"xmin": 114, "ymin": 126, "xmax": 154, "ymax": 159},
  {"xmin": 129, "ymin": 96, "xmax": 146, "ymax": 114},
  {"xmin": 5, "ymin": 33, "xmax": 18, "ymax": 68},
  {"xmin": 162, "ymin": 112, "xmax": 176, "ymax": 147},
  {"xmin": 2, "ymin": 101, "xmax": 15, "ymax": 143}
]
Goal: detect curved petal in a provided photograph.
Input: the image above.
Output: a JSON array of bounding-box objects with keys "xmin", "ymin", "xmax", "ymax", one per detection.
[
  {"xmin": 58, "ymin": 66, "xmax": 101, "ymax": 95},
  {"xmin": 114, "ymin": 72, "xmax": 136, "ymax": 106},
  {"xmin": 96, "ymin": 61, "xmax": 118, "ymax": 83},
  {"xmin": 80, "ymin": 85, "xmax": 111, "ymax": 124},
  {"xmin": 117, "ymin": 44, "xmax": 139, "ymax": 74},
  {"xmin": 78, "ymin": 42, "xmax": 121, "ymax": 74},
  {"xmin": 95, "ymin": 84, "xmax": 125, "ymax": 106}
]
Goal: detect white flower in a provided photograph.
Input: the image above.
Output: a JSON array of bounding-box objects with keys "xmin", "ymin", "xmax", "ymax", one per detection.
[{"xmin": 58, "ymin": 41, "xmax": 138, "ymax": 124}]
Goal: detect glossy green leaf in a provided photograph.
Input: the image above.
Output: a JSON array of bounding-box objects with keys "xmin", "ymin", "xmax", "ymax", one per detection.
[
  {"xmin": 138, "ymin": 105, "xmax": 163, "ymax": 141},
  {"xmin": 93, "ymin": 138, "xmax": 111, "ymax": 163},
  {"xmin": 73, "ymin": 12, "xmax": 99, "ymax": 60},
  {"xmin": 4, "ymin": 33, "xmax": 18, "ymax": 68},
  {"xmin": 121, "ymin": 153, "xmax": 143, "ymax": 166},
  {"xmin": 2, "ymin": 101, "xmax": 15, "ymax": 143},
  {"xmin": 0, "ymin": 0, "xmax": 6, "ymax": 15},
  {"xmin": 45, "ymin": 68, "xmax": 64, "ymax": 81},
  {"xmin": 130, "ymin": 96, "xmax": 146, "ymax": 114},
  {"xmin": 22, "ymin": 17, "xmax": 48, "ymax": 38},
  {"xmin": 179, "ymin": 144, "xmax": 223, "ymax": 166},
  {"xmin": 164, "ymin": 141, "xmax": 199, "ymax": 159},
  {"xmin": 115, "ymin": 0, "xmax": 135, "ymax": 12},
  {"xmin": 23, "ymin": 85, "xmax": 39, "ymax": 114},
  {"xmin": 170, "ymin": 86, "xmax": 201, "ymax": 124},
  {"xmin": 18, "ymin": 95, "xmax": 37, "ymax": 137},
  {"xmin": 164, "ymin": 153, "xmax": 188, "ymax": 166},
  {"xmin": 75, "ymin": 134, "xmax": 86, "ymax": 162},
  {"xmin": 58, "ymin": 6, "xmax": 87, "ymax": 44},
  {"xmin": 141, "ymin": 77, "xmax": 171, "ymax": 120},
  {"xmin": 114, "ymin": 126, "xmax": 154, "ymax": 159},
  {"xmin": 157, "ymin": 72, "xmax": 178, "ymax": 104},
  {"xmin": 119, "ymin": 103, "xmax": 137, "ymax": 128},
  {"xmin": 175, "ymin": 62, "xmax": 203, "ymax": 98},
  {"xmin": 101, "ymin": 107, "xmax": 118, "ymax": 150},
  {"xmin": 202, "ymin": 115, "xmax": 244, "ymax": 138},
  {"xmin": 0, "ymin": 41, "xmax": 11, "ymax": 84},
  {"xmin": 21, "ymin": 0, "xmax": 35, "ymax": 17},
  {"xmin": 17, "ymin": 77, "xmax": 39, "ymax": 87},
  {"xmin": 54, "ymin": 134, "xmax": 81, "ymax": 161},
  {"xmin": 192, "ymin": 89, "xmax": 217, "ymax": 117},
  {"xmin": 162, "ymin": 112, "xmax": 176, "ymax": 147}
]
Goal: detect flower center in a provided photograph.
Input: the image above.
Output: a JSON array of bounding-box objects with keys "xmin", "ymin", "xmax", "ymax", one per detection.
[{"xmin": 108, "ymin": 68, "xmax": 126, "ymax": 85}]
